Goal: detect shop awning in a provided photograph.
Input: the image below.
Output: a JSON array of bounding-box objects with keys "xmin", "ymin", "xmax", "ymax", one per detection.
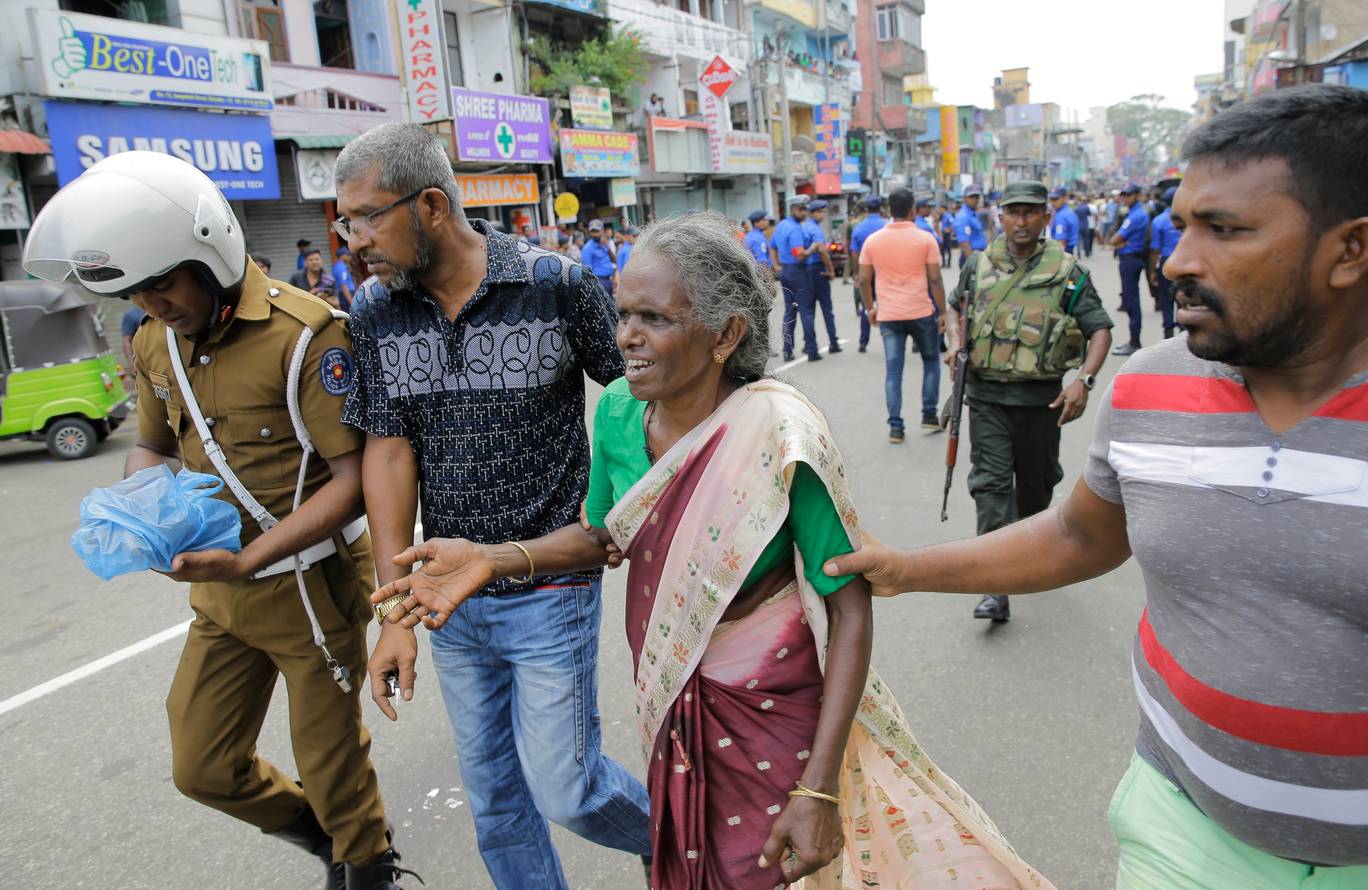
[
  {"xmin": 285, "ymin": 135, "xmax": 354, "ymax": 149},
  {"xmin": 0, "ymin": 130, "xmax": 51, "ymax": 155}
]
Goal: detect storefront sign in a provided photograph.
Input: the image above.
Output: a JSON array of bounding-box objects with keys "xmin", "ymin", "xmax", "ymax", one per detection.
[
  {"xmin": 609, "ymin": 178, "xmax": 636, "ymax": 207},
  {"xmin": 841, "ymin": 154, "xmax": 862, "ymax": 191},
  {"xmin": 701, "ymin": 90, "xmax": 727, "ymax": 173},
  {"xmin": 570, "ymin": 85, "xmax": 612, "ymax": 130},
  {"xmin": 0, "ymin": 155, "xmax": 29, "ymax": 230},
  {"xmin": 554, "ymin": 192, "xmax": 580, "ymax": 220},
  {"xmin": 29, "ymin": 8, "xmax": 272, "ymax": 112},
  {"xmin": 451, "ymin": 87, "xmax": 552, "ymax": 164},
  {"xmin": 397, "ymin": 0, "xmax": 452, "ymax": 123},
  {"xmin": 454, "ymin": 173, "xmax": 540, "ymax": 207},
  {"xmin": 525, "ymin": 0, "xmax": 605, "ymax": 14},
  {"xmin": 814, "ymin": 103, "xmax": 843, "ymax": 195},
  {"xmin": 719, "ymin": 130, "xmax": 773, "ymax": 175},
  {"xmin": 700, "ymin": 56, "xmax": 739, "ymax": 99},
  {"xmin": 296, "ymin": 148, "xmax": 339, "ymax": 200},
  {"xmin": 559, "ymin": 129, "xmax": 639, "ymax": 178},
  {"xmin": 44, "ymin": 101, "xmax": 280, "ymax": 200}
]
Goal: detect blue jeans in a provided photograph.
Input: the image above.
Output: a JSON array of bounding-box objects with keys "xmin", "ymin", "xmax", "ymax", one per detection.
[
  {"xmin": 853, "ymin": 285, "xmax": 870, "ymax": 349},
  {"xmin": 880, "ymin": 316, "xmax": 941, "ymax": 430},
  {"xmin": 429, "ymin": 579, "xmax": 650, "ymax": 890},
  {"xmin": 1119, "ymin": 254, "xmax": 1146, "ymax": 343},
  {"xmin": 809, "ymin": 266, "xmax": 838, "ymax": 348},
  {"xmin": 779, "ymin": 263, "xmax": 816, "ymax": 358}
]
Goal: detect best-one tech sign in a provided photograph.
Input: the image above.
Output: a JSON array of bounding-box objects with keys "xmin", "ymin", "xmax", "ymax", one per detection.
[{"xmin": 44, "ymin": 101, "xmax": 280, "ymax": 200}]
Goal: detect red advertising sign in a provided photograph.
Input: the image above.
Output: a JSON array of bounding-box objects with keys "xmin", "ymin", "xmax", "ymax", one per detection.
[{"xmin": 700, "ymin": 55, "xmax": 739, "ymax": 99}]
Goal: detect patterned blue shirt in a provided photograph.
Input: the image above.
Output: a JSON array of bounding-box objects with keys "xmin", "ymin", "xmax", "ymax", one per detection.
[{"xmin": 342, "ymin": 220, "xmax": 624, "ymax": 595}]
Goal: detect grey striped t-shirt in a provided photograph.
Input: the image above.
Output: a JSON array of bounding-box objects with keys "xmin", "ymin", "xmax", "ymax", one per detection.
[{"xmin": 1085, "ymin": 336, "xmax": 1368, "ymax": 866}]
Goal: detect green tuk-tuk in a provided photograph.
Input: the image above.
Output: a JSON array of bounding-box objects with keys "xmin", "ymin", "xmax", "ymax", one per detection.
[{"xmin": 0, "ymin": 280, "xmax": 130, "ymax": 460}]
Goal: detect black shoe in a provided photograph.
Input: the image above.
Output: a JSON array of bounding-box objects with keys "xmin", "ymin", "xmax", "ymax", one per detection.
[
  {"xmin": 268, "ymin": 804, "xmax": 344, "ymax": 890},
  {"xmin": 1112, "ymin": 341, "xmax": 1141, "ymax": 356},
  {"xmin": 921, "ymin": 414, "xmax": 941, "ymax": 431},
  {"xmin": 828, "ymin": 344, "xmax": 842, "ymax": 354},
  {"xmin": 807, "ymin": 353, "xmax": 823, "ymax": 362},
  {"xmin": 889, "ymin": 427, "xmax": 905, "ymax": 443},
  {"xmin": 346, "ymin": 847, "xmax": 423, "ymax": 890},
  {"xmin": 782, "ymin": 352, "xmax": 794, "ymax": 362},
  {"xmin": 973, "ymin": 595, "xmax": 1010, "ymax": 622},
  {"xmin": 858, "ymin": 344, "xmax": 867, "ymax": 353},
  {"xmin": 1164, "ymin": 329, "xmax": 1175, "ymax": 339}
]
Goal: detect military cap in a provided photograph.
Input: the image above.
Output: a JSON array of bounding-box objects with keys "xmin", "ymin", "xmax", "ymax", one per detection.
[
  {"xmin": 914, "ymin": 193, "xmax": 933, "ymax": 207},
  {"xmin": 808, "ymin": 199, "xmax": 828, "ymax": 210},
  {"xmin": 864, "ymin": 194, "xmax": 883, "ymax": 209},
  {"xmin": 963, "ymin": 186, "xmax": 983, "ymax": 198},
  {"xmin": 1119, "ymin": 183, "xmax": 1141, "ymax": 195},
  {"xmin": 587, "ymin": 218, "xmax": 604, "ymax": 230},
  {"xmin": 786, "ymin": 194, "xmax": 810, "ymax": 207},
  {"xmin": 1001, "ymin": 181, "xmax": 1048, "ymax": 206},
  {"xmin": 747, "ymin": 210, "xmax": 767, "ymax": 223}
]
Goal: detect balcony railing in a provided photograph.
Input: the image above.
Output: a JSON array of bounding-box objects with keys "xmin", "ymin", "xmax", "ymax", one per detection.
[
  {"xmin": 767, "ymin": 64, "xmax": 852, "ymax": 108},
  {"xmin": 876, "ymin": 40, "xmax": 925, "ymax": 77},
  {"xmin": 608, "ymin": 0, "xmax": 750, "ymax": 60}
]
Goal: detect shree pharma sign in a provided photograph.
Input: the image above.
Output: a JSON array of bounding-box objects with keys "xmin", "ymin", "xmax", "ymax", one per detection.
[{"xmin": 28, "ymin": 8, "xmax": 273, "ymax": 112}]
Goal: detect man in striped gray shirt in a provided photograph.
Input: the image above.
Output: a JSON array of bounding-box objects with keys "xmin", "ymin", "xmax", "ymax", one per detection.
[{"xmin": 824, "ymin": 85, "xmax": 1368, "ymax": 888}]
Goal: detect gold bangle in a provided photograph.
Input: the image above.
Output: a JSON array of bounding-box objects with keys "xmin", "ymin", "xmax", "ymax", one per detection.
[
  {"xmin": 373, "ymin": 592, "xmax": 406, "ymax": 625},
  {"xmin": 788, "ymin": 782, "xmax": 841, "ymax": 806},
  {"xmin": 507, "ymin": 541, "xmax": 535, "ymax": 584}
]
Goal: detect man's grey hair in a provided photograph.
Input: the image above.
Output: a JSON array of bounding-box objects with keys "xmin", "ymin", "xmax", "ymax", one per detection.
[
  {"xmin": 335, "ymin": 122, "xmax": 461, "ymax": 218},
  {"xmin": 633, "ymin": 211, "xmax": 773, "ymax": 384}
]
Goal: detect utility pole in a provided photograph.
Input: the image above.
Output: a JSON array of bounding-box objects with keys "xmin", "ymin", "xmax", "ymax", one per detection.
[
  {"xmin": 1293, "ymin": 0, "xmax": 1308, "ymax": 84},
  {"xmin": 777, "ymin": 25, "xmax": 794, "ymax": 198}
]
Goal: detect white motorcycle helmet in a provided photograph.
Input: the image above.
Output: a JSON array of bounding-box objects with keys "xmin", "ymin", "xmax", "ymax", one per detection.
[{"xmin": 23, "ymin": 151, "xmax": 246, "ymax": 300}]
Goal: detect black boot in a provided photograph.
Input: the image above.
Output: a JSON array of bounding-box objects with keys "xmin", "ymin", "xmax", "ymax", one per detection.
[
  {"xmin": 267, "ymin": 804, "xmax": 345, "ymax": 890},
  {"xmin": 346, "ymin": 847, "xmax": 424, "ymax": 889}
]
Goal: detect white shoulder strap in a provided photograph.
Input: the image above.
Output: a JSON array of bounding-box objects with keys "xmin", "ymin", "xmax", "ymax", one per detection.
[{"xmin": 165, "ymin": 327, "xmax": 278, "ymax": 532}]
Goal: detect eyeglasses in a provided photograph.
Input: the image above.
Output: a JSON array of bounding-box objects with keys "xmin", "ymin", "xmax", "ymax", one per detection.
[{"xmin": 332, "ymin": 187, "xmax": 431, "ymax": 240}]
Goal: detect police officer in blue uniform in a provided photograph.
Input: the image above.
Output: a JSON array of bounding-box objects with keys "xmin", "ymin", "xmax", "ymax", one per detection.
[
  {"xmin": 804, "ymin": 199, "xmax": 840, "ymax": 354},
  {"xmin": 955, "ymin": 187, "xmax": 988, "ymax": 268},
  {"xmin": 580, "ymin": 219, "xmax": 617, "ymax": 298},
  {"xmin": 1109, "ymin": 183, "xmax": 1150, "ymax": 355},
  {"xmin": 1049, "ymin": 187, "xmax": 1079, "ymax": 254},
  {"xmin": 744, "ymin": 210, "xmax": 777, "ymax": 269},
  {"xmin": 1147, "ymin": 186, "xmax": 1182, "ymax": 339},
  {"xmin": 849, "ymin": 194, "xmax": 886, "ymax": 352},
  {"xmin": 773, "ymin": 195, "xmax": 822, "ymax": 361}
]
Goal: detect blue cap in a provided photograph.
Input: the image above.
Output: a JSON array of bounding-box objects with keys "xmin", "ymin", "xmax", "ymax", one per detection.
[
  {"xmin": 963, "ymin": 186, "xmax": 982, "ymax": 198},
  {"xmin": 1162, "ymin": 186, "xmax": 1178, "ymax": 203},
  {"xmin": 748, "ymin": 210, "xmax": 767, "ymax": 223},
  {"xmin": 1049, "ymin": 186, "xmax": 1068, "ymax": 199},
  {"xmin": 1120, "ymin": 183, "xmax": 1141, "ymax": 195},
  {"xmin": 808, "ymin": 199, "xmax": 828, "ymax": 211},
  {"xmin": 988, "ymin": 190, "xmax": 1003, "ymax": 201},
  {"xmin": 865, "ymin": 194, "xmax": 883, "ymax": 209}
]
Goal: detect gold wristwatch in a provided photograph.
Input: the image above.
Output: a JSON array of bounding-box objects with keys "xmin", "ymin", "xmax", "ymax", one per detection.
[{"xmin": 374, "ymin": 593, "xmax": 406, "ymax": 625}]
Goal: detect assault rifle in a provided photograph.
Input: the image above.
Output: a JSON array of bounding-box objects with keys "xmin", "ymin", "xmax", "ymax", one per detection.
[{"xmin": 940, "ymin": 303, "xmax": 972, "ymax": 522}]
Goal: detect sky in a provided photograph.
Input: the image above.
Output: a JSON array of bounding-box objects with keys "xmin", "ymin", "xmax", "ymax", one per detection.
[{"xmin": 918, "ymin": 0, "xmax": 1227, "ymax": 121}]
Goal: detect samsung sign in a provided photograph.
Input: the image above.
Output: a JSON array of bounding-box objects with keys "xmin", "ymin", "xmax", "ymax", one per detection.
[
  {"xmin": 29, "ymin": 8, "xmax": 272, "ymax": 112},
  {"xmin": 45, "ymin": 101, "xmax": 280, "ymax": 200}
]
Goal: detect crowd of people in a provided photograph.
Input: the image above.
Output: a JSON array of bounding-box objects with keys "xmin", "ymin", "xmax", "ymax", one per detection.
[{"xmin": 20, "ymin": 84, "xmax": 1368, "ymax": 890}]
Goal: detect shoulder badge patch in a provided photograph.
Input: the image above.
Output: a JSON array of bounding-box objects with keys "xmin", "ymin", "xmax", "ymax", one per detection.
[{"xmin": 320, "ymin": 346, "xmax": 355, "ymax": 396}]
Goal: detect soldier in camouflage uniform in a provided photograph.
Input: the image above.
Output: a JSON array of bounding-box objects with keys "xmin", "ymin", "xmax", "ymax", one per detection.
[{"xmin": 946, "ymin": 180, "xmax": 1114, "ymax": 622}]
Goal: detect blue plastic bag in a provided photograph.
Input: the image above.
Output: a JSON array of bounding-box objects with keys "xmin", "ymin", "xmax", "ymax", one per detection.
[{"xmin": 71, "ymin": 465, "xmax": 243, "ymax": 580}]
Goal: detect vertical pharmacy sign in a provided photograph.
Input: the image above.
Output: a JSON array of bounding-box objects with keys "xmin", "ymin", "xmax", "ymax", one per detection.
[
  {"xmin": 397, "ymin": 0, "xmax": 452, "ymax": 123},
  {"xmin": 699, "ymin": 56, "xmax": 739, "ymax": 173}
]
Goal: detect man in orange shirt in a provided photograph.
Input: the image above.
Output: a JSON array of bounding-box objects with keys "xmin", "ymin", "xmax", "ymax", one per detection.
[{"xmin": 858, "ymin": 187, "xmax": 946, "ymax": 442}]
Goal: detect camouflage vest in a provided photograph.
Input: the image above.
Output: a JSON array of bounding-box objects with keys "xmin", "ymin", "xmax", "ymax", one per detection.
[{"xmin": 966, "ymin": 238, "xmax": 1087, "ymax": 382}]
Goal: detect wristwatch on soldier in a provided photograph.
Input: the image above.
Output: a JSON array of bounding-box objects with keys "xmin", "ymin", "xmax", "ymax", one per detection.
[
  {"xmin": 374, "ymin": 592, "xmax": 406, "ymax": 625},
  {"xmin": 1079, "ymin": 373, "xmax": 1097, "ymax": 391}
]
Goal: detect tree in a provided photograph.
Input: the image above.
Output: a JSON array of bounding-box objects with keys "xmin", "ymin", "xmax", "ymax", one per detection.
[
  {"xmin": 526, "ymin": 28, "xmax": 650, "ymax": 104},
  {"xmin": 1107, "ymin": 94, "xmax": 1192, "ymax": 175}
]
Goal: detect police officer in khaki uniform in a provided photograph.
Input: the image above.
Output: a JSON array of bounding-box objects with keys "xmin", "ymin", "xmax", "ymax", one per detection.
[
  {"xmin": 22, "ymin": 153, "xmax": 416, "ymax": 890},
  {"xmin": 945, "ymin": 180, "xmax": 1114, "ymax": 623}
]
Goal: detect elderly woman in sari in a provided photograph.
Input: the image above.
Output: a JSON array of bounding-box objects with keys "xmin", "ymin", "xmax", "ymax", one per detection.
[{"xmin": 371, "ymin": 212, "xmax": 1053, "ymax": 890}]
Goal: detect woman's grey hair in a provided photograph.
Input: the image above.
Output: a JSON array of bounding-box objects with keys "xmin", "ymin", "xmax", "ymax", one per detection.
[
  {"xmin": 633, "ymin": 210, "xmax": 774, "ymax": 384},
  {"xmin": 334, "ymin": 122, "xmax": 462, "ymax": 219}
]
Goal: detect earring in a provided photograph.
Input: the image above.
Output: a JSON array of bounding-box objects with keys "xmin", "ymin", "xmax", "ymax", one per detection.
[{"xmin": 713, "ymin": 353, "xmax": 725, "ymax": 364}]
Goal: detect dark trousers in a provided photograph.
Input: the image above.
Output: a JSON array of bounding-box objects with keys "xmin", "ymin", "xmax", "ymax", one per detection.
[
  {"xmin": 853, "ymin": 284, "xmax": 871, "ymax": 349},
  {"xmin": 809, "ymin": 266, "xmax": 838, "ymax": 348},
  {"xmin": 596, "ymin": 274, "xmax": 615, "ymax": 300},
  {"xmin": 966, "ymin": 399, "xmax": 1063, "ymax": 536},
  {"xmin": 941, "ymin": 239, "xmax": 954, "ymax": 267},
  {"xmin": 1155, "ymin": 265, "xmax": 1176, "ymax": 335},
  {"xmin": 1081, "ymin": 229, "xmax": 1094, "ymax": 257},
  {"xmin": 779, "ymin": 263, "xmax": 816, "ymax": 358},
  {"xmin": 1118, "ymin": 254, "xmax": 1146, "ymax": 344}
]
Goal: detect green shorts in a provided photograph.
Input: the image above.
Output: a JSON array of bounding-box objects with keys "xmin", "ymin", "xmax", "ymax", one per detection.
[{"xmin": 1109, "ymin": 753, "xmax": 1368, "ymax": 890}]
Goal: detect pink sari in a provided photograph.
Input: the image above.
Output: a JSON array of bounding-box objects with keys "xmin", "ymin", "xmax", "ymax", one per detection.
[{"xmin": 606, "ymin": 381, "xmax": 1055, "ymax": 890}]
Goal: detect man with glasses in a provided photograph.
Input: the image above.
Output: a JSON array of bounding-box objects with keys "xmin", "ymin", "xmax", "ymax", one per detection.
[{"xmin": 334, "ymin": 123, "xmax": 648, "ymax": 890}]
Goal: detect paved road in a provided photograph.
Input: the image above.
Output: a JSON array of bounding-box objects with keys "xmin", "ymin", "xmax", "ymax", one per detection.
[{"xmin": 1, "ymin": 250, "xmax": 1155, "ymax": 889}]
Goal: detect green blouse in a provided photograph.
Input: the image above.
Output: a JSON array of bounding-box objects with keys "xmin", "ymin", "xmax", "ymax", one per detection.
[{"xmin": 585, "ymin": 378, "xmax": 856, "ymax": 596}]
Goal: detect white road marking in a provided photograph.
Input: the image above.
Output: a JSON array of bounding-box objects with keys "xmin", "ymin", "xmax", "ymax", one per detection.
[
  {"xmin": 0, "ymin": 620, "xmax": 191, "ymax": 716},
  {"xmin": 775, "ymin": 338, "xmax": 850, "ymax": 373}
]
